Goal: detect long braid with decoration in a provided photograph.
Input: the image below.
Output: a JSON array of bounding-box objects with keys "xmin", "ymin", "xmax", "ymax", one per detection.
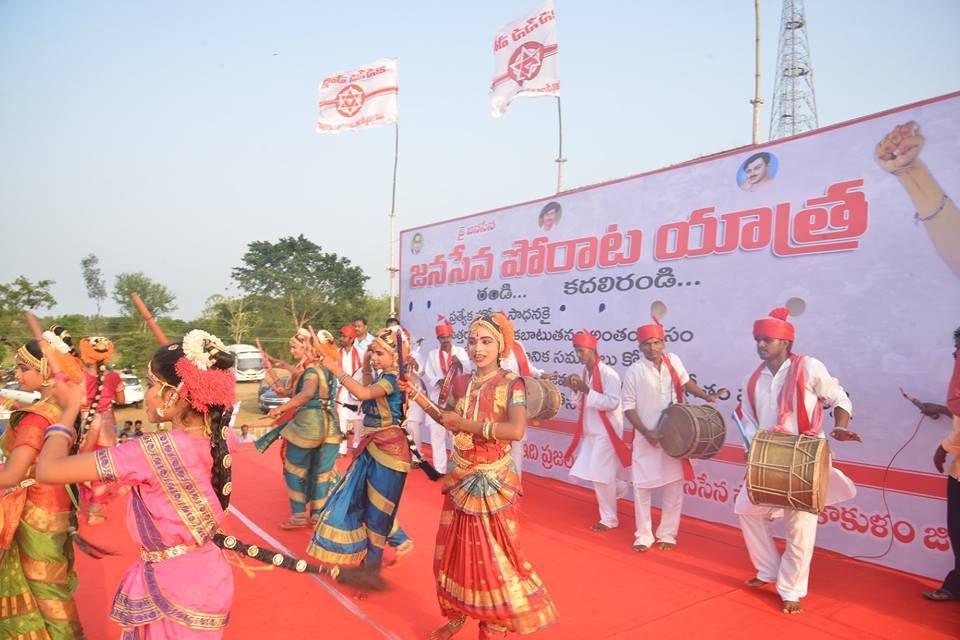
[
  {"xmin": 153, "ymin": 334, "xmax": 339, "ymax": 578},
  {"xmin": 77, "ymin": 361, "xmax": 104, "ymax": 450},
  {"xmin": 19, "ymin": 334, "xmax": 114, "ymax": 558},
  {"xmin": 379, "ymin": 326, "xmax": 442, "ymax": 481}
]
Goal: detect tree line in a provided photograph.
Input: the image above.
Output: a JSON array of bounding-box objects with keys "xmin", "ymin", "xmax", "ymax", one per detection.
[{"xmin": 1, "ymin": 235, "xmax": 389, "ymax": 370}]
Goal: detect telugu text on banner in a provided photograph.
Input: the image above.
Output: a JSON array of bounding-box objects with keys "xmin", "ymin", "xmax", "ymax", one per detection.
[{"xmin": 400, "ymin": 92, "xmax": 960, "ymax": 579}]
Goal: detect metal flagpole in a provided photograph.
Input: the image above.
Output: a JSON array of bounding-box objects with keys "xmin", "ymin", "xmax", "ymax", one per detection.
[
  {"xmin": 554, "ymin": 96, "xmax": 566, "ymax": 194},
  {"xmin": 388, "ymin": 123, "xmax": 399, "ymax": 317},
  {"xmin": 750, "ymin": 0, "xmax": 763, "ymax": 145}
]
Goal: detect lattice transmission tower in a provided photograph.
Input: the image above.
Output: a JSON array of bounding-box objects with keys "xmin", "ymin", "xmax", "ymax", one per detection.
[{"xmin": 768, "ymin": 0, "xmax": 819, "ymax": 140}]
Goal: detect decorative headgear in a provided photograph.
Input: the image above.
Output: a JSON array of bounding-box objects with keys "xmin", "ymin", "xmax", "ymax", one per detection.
[
  {"xmin": 16, "ymin": 339, "xmax": 84, "ymax": 383},
  {"xmin": 340, "ymin": 324, "xmax": 357, "ymax": 339},
  {"xmin": 468, "ymin": 312, "xmax": 513, "ymax": 359},
  {"xmin": 435, "ymin": 315, "xmax": 454, "ymax": 338},
  {"xmin": 173, "ymin": 330, "xmax": 236, "ymax": 413},
  {"xmin": 636, "ymin": 317, "xmax": 666, "ymax": 344},
  {"xmin": 79, "ymin": 336, "xmax": 115, "ymax": 365},
  {"xmin": 42, "ymin": 329, "xmax": 73, "ymax": 356},
  {"xmin": 312, "ymin": 329, "xmax": 340, "ymax": 362},
  {"xmin": 290, "ymin": 328, "xmax": 313, "ymax": 347},
  {"xmin": 572, "ymin": 330, "xmax": 598, "ymax": 351},
  {"xmin": 752, "ymin": 307, "xmax": 795, "ymax": 341},
  {"xmin": 373, "ymin": 327, "xmax": 410, "ymax": 364}
]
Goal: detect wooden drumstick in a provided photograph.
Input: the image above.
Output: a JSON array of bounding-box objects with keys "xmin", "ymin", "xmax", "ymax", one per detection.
[
  {"xmin": 898, "ymin": 386, "xmax": 925, "ymax": 410},
  {"xmin": 131, "ymin": 293, "xmax": 169, "ymax": 345}
]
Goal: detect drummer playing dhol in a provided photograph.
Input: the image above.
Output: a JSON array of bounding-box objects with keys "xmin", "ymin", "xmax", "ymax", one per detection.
[
  {"xmin": 622, "ymin": 308, "xmax": 724, "ymax": 553},
  {"xmin": 736, "ymin": 306, "xmax": 862, "ymax": 615}
]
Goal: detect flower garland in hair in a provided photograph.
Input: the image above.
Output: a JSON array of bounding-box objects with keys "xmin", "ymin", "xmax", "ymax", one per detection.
[
  {"xmin": 182, "ymin": 329, "xmax": 221, "ymax": 371},
  {"xmin": 42, "ymin": 330, "xmax": 72, "ymax": 355},
  {"xmin": 176, "ymin": 330, "xmax": 236, "ymax": 413}
]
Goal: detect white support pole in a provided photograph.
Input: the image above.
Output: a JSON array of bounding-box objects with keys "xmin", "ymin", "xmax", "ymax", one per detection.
[
  {"xmin": 555, "ymin": 96, "xmax": 566, "ymax": 194},
  {"xmin": 388, "ymin": 123, "xmax": 399, "ymax": 317}
]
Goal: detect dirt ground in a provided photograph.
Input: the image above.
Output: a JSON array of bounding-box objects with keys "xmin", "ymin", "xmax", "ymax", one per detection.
[{"xmin": 114, "ymin": 380, "xmax": 271, "ymax": 437}]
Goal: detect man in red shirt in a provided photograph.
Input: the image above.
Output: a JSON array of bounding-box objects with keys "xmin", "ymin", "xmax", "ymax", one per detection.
[{"xmin": 915, "ymin": 325, "xmax": 960, "ymax": 601}]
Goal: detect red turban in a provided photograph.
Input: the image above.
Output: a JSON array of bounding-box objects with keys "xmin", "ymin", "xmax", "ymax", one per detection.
[
  {"xmin": 752, "ymin": 307, "xmax": 795, "ymax": 341},
  {"xmin": 436, "ymin": 315, "xmax": 454, "ymax": 337},
  {"xmin": 340, "ymin": 324, "xmax": 356, "ymax": 338},
  {"xmin": 572, "ymin": 330, "xmax": 598, "ymax": 350},
  {"xmin": 636, "ymin": 317, "xmax": 666, "ymax": 344}
]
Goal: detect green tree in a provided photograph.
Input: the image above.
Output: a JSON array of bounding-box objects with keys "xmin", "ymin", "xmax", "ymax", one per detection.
[
  {"xmin": 201, "ymin": 294, "xmax": 260, "ymax": 344},
  {"xmin": 81, "ymin": 253, "xmax": 108, "ymax": 330},
  {"xmin": 0, "ymin": 276, "xmax": 57, "ymax": 361},
  {"xmin": 232, "ymin": 235, "xmax": 368, "ymax": 330},
  {"xmin": 112, "ymin": 272, "xmax": 177, "ymax": 329},
  {"xmin": 0, "ymin": 276, "xmax": 56, "ymax": 313}
]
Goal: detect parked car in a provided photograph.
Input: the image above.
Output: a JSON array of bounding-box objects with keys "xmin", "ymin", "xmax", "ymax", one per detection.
[
  {"xmin": 228, "ymin": 344, "xmax": 265, "ymax": 382},
  {"xmin": 116, "ymin": 373, "xmax": 145, "ymax": 408},
  {"xmin": 258, "ymin": 377, "xmax": 290, "ymax": 414}
]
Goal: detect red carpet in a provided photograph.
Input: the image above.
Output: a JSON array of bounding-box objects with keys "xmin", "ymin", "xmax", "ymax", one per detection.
[{"xmin": 74, "ymin": 443, "xmax": 960, "ymax": 639}]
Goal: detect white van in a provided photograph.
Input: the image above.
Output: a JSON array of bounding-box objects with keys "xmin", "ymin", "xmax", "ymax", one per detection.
[{"xmin": 227, "ymin": 344, "xmax": 265, "ymax": 382}]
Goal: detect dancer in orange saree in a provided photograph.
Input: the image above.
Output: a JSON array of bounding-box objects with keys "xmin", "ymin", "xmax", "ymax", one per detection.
[{"xmin": 406, "ymin": 312, "xmax": 558, "ymax": 640}]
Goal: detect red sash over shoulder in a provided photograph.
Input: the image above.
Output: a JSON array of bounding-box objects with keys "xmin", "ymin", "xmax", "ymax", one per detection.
[
  {"xmin": 746, "ymin": 353, "xmax": 822, "ymax": 435},
  {"xmin": 565, "ymin": 362, "xmax": 631, "ymax": 467}
]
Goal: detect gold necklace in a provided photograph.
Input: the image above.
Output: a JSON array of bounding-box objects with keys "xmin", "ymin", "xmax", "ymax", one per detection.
[
  {"xmin": 453, "ymin": 369, "xmax": 500, "ymax": 451},
  {"xmin": 471, "ymin": 368, "xmax": 500, "ymax": 384}
]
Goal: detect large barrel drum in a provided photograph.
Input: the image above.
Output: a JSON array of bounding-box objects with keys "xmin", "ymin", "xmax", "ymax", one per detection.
[
  {"xmin": 523, "ymin": 377, "xmax": 562, "ymax": 423},
  {"xmin": 746, "ymin": 430, "xmax": 830, "ymax": 514},
  {"xmin": 655, "ymin": 404, "xmax": 726, "ymax": 459}
]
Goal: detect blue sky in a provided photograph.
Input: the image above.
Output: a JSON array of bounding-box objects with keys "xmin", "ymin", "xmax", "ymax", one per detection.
[{"xmin": 1, "ymin": 0, "xmax": 958, "ymax": 319}]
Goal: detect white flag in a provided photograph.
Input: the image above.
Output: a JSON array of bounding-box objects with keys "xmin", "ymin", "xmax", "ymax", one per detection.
[
  {"xmin": 316, "ymin": 58, "xmax": 398, "ymax": 134},
  {"xmin": 490, "ymin": 1, "xmax": 559, "ymax": 117}
]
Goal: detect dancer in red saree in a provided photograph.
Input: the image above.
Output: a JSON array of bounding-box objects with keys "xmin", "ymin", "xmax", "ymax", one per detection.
[{"xmin": 406, "ymin": 312, "xmax": 558, "ymax": 639}]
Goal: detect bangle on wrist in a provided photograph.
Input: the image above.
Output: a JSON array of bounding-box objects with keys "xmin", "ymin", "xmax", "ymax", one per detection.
[
  {"xmin": 915, "ymin": 194, "xmax": 949, "ymax": 223},
  {"xmin": 44, "ymin": 425, "xmax": 75, "ymax": 441}
]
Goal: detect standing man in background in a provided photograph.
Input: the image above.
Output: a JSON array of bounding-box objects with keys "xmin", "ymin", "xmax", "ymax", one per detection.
[
  {"xmin": 913, "ymin": 325, "xmax": 960, "ymax": 602},
  {"xmin": 423, "ymin": 316, "xmax": 468, "ymax": 472}
]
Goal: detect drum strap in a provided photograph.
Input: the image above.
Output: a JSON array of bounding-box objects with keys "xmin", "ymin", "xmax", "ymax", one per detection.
[
  {"xmin": 340, "ymin": 346, "xmax": 361, "ymax": 374},
  {"xmin": 565, "ymin": 362, "xmax": 632, "ymax": 467},
  {"xmin": 746, "ymin": 354, "xmax": 820, "ymax": 436},
  {"xmin": 439, "ymin": 350, "xmax": 450, "ymax": 375},
  {"xmin": 657, "ymin": 355, "xmax": 694, "ymax": 481},
  {"xmin": 661, "ymin": 354, "xmax": 686, "ymax": 405},
  {"xmin": 511, "ymin": 342, "xmax": 531, "ymax": 377}
]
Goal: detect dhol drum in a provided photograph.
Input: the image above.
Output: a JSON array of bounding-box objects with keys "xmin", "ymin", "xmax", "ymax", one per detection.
[
  {"xmin": 746, "ymin": 430, "xmax": 830, "ymax": 514},
  {"xmin": 655, "ymin": 404, "xmax": 726, "ymax": 459},
  {"xmin": 523, "ymin": 377, "xmax": 562, "ymax": 423}
]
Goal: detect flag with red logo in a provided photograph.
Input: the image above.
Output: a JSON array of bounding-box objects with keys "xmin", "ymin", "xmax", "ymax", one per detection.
[
  {"xmin": 490, "ymin": 1, "xmax": 559, "ymax": 117},
  {"xmin": 316, "ymin": 58, "xmax": 399, "ymax": 134}
]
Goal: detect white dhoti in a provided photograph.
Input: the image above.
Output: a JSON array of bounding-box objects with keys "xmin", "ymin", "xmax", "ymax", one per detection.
[
  {"xmin": 735, "ymin": 465, "xmax": 856, "ymax": 601},
  {"xmin": 736, "ymin": 354, "xmax": 857, "ymax": 602},
  {"xmin": 570, "ymin": 435, "xmax": 624, "ymax": 528}
]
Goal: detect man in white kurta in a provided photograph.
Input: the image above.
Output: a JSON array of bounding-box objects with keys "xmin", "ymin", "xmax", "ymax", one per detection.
[
  {"xmin": 405, "ymin": 343, "xmax": 428, "ymax": 452},
  {"xmin": 566, "ymin": 331, "xmax": 626, "ymax": 531},
  {"xmin": 336, "ymin": 325, "xmax": 364, "ymax": 453},
  {"xmin": 422, "ymin": 316, "xmax": 469, "ymax": 472},
  {"xmin": 737, "ymin": 307, "xmax": 862, "ymax": 614},
  {"xmin": 501, "ymin": 340, "xmax": 544, "ymax": 479}
]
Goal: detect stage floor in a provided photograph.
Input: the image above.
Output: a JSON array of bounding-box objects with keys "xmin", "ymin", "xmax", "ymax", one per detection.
[{"xmin": 74, "ymin": 442, "xmax": 959, "ymax": 639}]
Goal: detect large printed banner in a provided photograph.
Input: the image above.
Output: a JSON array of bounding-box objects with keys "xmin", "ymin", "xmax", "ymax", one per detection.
[{"xmin": 400, "ymin": 93, "xmax": 960, "ymax": 578}]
